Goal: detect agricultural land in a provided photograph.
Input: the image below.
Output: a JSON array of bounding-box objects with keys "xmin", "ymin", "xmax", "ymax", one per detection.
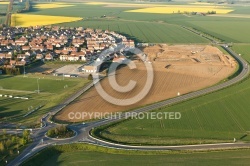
[
  {"xmin": 10, "ymin": 1, "xmax": 250, "ymax": 43},
  {"xmin": 1, "ymin": 0, "xmax": 250, "ymax": 165}
]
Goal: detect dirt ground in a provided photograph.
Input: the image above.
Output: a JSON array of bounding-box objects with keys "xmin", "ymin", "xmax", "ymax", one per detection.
[
  {"xmin": 55, "ymin": 45, "xmax": 236, "ymax": 122},
  {"xmin": 27, "ymin": 63, "xmax": 64, "ymax": 74},
  {"xmin": 55, "ymin": 64, "xmax": 82, "ymax": 75}
]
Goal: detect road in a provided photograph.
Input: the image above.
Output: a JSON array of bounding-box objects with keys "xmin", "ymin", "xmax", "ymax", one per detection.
[{"xmin": 6, "ymin": 45, "xmax": 250, "ymax": 166}]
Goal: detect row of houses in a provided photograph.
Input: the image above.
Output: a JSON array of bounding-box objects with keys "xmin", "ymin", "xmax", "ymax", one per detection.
[{"xmin": 0, "ymin": 26, "xmax": 135, "ymax": 67}]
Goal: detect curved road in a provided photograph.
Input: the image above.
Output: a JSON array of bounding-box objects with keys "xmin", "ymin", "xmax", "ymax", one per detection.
[{"xmin": 6, "ymin": 45, "xmax": 250, "ymax": 166}]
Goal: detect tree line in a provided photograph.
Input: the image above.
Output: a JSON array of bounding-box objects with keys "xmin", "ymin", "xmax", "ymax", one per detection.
[
  {"xmin": 4, "ymin": 0, "xmax": 33, "ymax": 26},
  {"xmin": 0, "ymin": 130, "xmax": 31, "ymax": 164},
  {"xmin": 4, "ymin": 0, "xmax": 13, "ymax": 26}
]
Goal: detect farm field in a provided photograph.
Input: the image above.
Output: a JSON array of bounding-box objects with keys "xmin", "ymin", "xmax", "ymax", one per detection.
[
  {"xmin": 13, "ymin": 3, "xmax": 208, "ymax": 43},
  {"xmin": 126, "ymin": 6, "xmax": 234, "ymax": 14},
  {"xmin": 59, "ymin": 20, "xmax": 209, "ymax": 43},
  {"xmin": 92, "ymin": 46, "xmax": 250, "ymax": 145},
  {"xmin": 55, "ymin": 45, "xmax": 235, "ymax": 122},
  {"xmin": 0, "ymin": 1, "xmax": 25, "ymax": 17},
  {"xmin": 0, "ymin": 16, "xmax": 5, "ymax": 24},
  {"xmin": 0, "ymin": 3, "xmax": 7, "ymax": 10},
  {"xmin": 0, "ymin": 75, "xmax": 89, "ymax": 126},
  {"xmin": 33, "ymin": 3, "xmax": 75, "ymax": 9},
  {"xmin": 19, "ymin": 2, "xmax": 250, "ymax": 43},
  {"xmin": 230, "ymin": 6, "xmax": 250, "ymax": 14},
  {"xmin": 232, "ymin": 44, "xmax": 250, "ymax": 62},
  {"xmin": 22, "ymin": 143, "xmax": 250, "ymax": 166},
  {"xmin": 11, "ymin": 14, "xmax": 82, "ymax": 27},
  {"xmin": 0, "ymin": 2, "xmax": 8, "ymax": 5},
  {"xmin": 183, "ymin": 19, "xmax": 250, "ymax": 43}
]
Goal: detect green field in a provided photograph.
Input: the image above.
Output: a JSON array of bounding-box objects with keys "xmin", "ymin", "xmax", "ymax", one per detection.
[
  {"xmin": 26, "ymin": 3, "xmax": 208, "ymax": 43},
  {"xmin": 58, "ymin": 20, "xmax": 208, "ymax": 43},
  {"xmin": 232, "ymin": 44, "xmax": 250, "ymax": 62},
  {"xmin": 182, "ymin": 19, "xmax": 250, "ymax": 43},
  {"xmin": 0, "ymin": 16, "xmax": 5, "ymax": 24},
  {"xmin": 0, "ymin": 75, "xmax": 89, "ymax": 127},
  {"xmin": 0, "ymin": 4, "xmax": 8, "ymax": 13},
  {"xmin": 22, "ymin": 143, "xmax": 250, "ymax": 166},
  {"xmin": 23, "ymin": 2, "xmax": 250, "ymax": 43},
  {"xmin": 231, "ymin": 6, "xmax": 250, "ymax": 14},
  {"xmin": 0, "ymin": 3, "xmax": 6, "ymax": 24},
  {"xmin": 91, "ymin": 45, "xmax": 250, "ymax": 145}
]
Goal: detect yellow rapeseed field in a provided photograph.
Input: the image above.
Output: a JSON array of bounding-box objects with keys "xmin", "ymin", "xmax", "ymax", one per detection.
[
  {"xmin": 0, "ymin": 2, "xmax": 9, "ymax": 5},
  {"xmin": 34, "ymin": 3, "xmax": 74, "ymax": 9},
  {"xmin": 86, "ymin": 2, "xmax": 234, "ymax": 14},
  {"xmin": 126, "ymin": 5, "xmax": 233, "ymax": 14},
  {"xmin": 189, "ymin": 2, "xmax": 214, "ymax": 5},
  {"xmin": 11, "ymin": 14, "xmax": 82, "ymax": 27},
  {"xmin": 85, "ymin": 2, "xmax": 110, "ymax": 5}
]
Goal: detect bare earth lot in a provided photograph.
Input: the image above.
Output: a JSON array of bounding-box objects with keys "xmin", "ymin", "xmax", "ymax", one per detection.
[
  {"xmin": 54, "ymin": 64, "xmax": 82, "ymax": 75},
  {"xmin": 27, "ymin": 63, "xmax": 64, "ymax": 74},
  {"xmin": 55, "ymin": 45, "xmax": 236, "ymax": 122}
]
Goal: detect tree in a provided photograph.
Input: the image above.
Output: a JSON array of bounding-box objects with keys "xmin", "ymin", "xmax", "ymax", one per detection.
[
  {"xmin": 19, "ymin": 138, "xmax": 27, "ymax": 146},
  {"xmin": 54, "ymin": 128, "xmax": 59, "ymax": 136},
  {"xmin": 0, "ymin": 141, "xmax": 5, "ymax": 152},
  {"xmin": 47, "ymin": 129, "xmax": 55, "ymax": 137},
  {"xmin": 2, "ymin": 129, "xmax": 6, "ymax": 139},
  {"xmin": 2, "ymin": 129, "xmax": 6, "ymax": 135},
  {"xmin": 9, "ymin": 149, "xmax": 13, "ymax": 156},
  {"xmin": 88, "ymin": 74, "xmax": 93, "ymax": 80},
  {"xmin": 5, "ymin": 0, "xmax": 13, "ymax": 26},
  {"xmin": 22, "ymin": 130, "xmax": 30, "ymax": 142},
  {"xmin": 5, "ymin": 139, "xmax": 12, "ymax": 149},
  {"xmin": 11, "ymin": 136, "xmax": 17, "ymax": 143},
  {"xmin": 59, "ymin": 125, "xmax": 66, "ymax": 134}
]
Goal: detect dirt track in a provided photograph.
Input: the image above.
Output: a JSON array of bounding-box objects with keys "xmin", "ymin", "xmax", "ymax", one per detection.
[{"xmin": 55, "ymin": 45, "xmax": 236, "ymax": 122}]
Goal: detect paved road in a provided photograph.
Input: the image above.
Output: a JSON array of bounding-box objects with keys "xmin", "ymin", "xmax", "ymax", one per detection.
[{"xmin": 6, "ymin": 46, "xmax": 250, "ymax": 166}]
